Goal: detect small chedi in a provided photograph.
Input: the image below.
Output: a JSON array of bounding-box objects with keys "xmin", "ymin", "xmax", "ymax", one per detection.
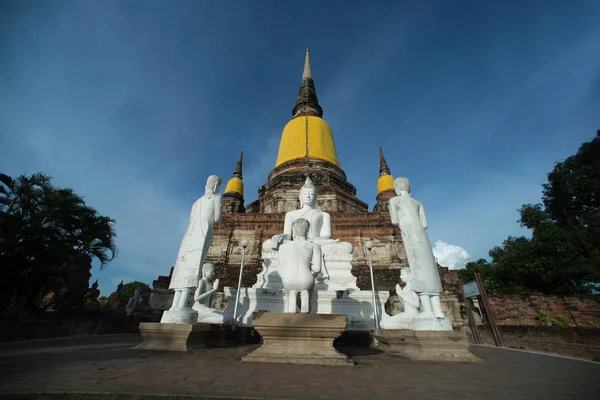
[
  {"xmin": 192, "ymin": 263, "xmax": 224, "ymax": 323},
  {"xmin": 161, "ymin": 175, "xmax": 223, "ymax": 324},
  {"xmin": 278, "ymin": 218, "xmax": 322, "ymax": 313}
]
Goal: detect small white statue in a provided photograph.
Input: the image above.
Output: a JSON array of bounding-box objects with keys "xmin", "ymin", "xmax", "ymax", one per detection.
[
  {"xmin": 381, "ymin": 267, "xmax": 420, "ymax": 329},
  {"xmin": 278, "ymin": 218, "xmax": 322, "ymax": 313},
  {"xmin": 192, "ymin": 263, "xmax": 224, "ymax": 324},
  {"xmin": 388, "ymin": 177, "xmax": 449, "ymax": 329},
  {"xmin": 263, "ymin": 177, "xmax": 353, "ymax": 256},
  {"xmin": 163, "ymin": 175, "xmax": 223, "ymax": 324}
]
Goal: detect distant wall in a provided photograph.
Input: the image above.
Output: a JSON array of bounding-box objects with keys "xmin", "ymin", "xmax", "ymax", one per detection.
[
  {"xmin": 0, "ymin": 315, "xmax": 142, "ymax": 342},
  {"xmin": 487, "ymin": 294, "xmax": 600, "ymax": 327},
  {"xmin": 476, "ymin": 325, "xmax": 600, "ymax": 361}
]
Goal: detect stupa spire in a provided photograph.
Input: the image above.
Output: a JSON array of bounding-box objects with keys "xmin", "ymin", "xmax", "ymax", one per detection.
[
  {"xmin": 379, "ymin": 147, "xmax": 391, "ymax": 176},
  {"xmin": 292, "ymin": 48, "xmax": 323, "ymax": 118},
  {"xmin": 233, "ymin": 151, "xmax": 243, "ymax": 179},
  {"xmin": 302, "ymin": 47, "xmax": 312, "ymax": 79}
]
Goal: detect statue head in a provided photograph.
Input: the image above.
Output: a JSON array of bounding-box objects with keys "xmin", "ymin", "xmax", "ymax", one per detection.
[
  {"xmin": 205, "ymin": 175, "xmax": 222, "ymax": 194},
  {"xmin": 299, "ymin": 176, "xmax": 317, "ymax": 207},
  {"xmin": 399, "ymin": 267, "xmax": 411, "ymax": 284},
  {"xmin": 134, "ymin": 286, "xmax": 142, "ymax": 296},
  {"xmin": 292, "ymin": 218, "xmax": 310, "ymax": 239},
  {"xmin": 91, "ymin": 279, "xmax": 98, "ymax": 290},
  {"xmin": 202, "ymin": 263, "xmax": 215, "ymax": 279},
  {"xmin": 394, "ymin": 177, "xmax": 410, "ymax": 195}
]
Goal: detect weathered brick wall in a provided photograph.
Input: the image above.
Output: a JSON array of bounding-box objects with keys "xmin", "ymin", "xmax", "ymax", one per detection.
[
  {"xmin": 477, "ymin": 325, "xmax": 600, "ymax": 361},
  {"xmin": 487, "ymin": 294, "xmax": 600, "ymax": 327},
  {"xmin": 206, "ymin": 211, "xmax": 407, "ymax": 290},
  {"xmin": 0, "ymin": 315, "xmax": 141, "ymax": 342}
]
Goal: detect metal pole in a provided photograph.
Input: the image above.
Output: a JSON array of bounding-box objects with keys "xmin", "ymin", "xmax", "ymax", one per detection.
[
  {"xmin": 475, "ymin": 273, "xmax": 503, "ymax": 347},
  {"xmin": 366, "ymin": 244, "xmax": 380, "ymax": 331},
  {"xmin": 232, "ymin": 240, "xmax": 248, "ymax": 331}
]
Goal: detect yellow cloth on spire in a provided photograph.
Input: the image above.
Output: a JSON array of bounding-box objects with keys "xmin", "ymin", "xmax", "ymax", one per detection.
[
  {"xmin": 224, "ymin": 177, "xmax": 244, "ymax": 196},
  {"xmin": 275, "ymin": 116, "xmax": 339, "ymax": 167},
  {"xmin": 377, "ymin": 175, "xmax": 394, "ymax": 194}
]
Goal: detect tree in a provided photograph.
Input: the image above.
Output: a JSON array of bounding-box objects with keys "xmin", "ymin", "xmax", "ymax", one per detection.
[
  {"xmin": 0, "ymin": 172, "xmax": 118, "ymax": 318},
  {"xmin": 458, "ymin": 258, "xmax": 520, "ymax": 294},
  {"xmin": 484, "ymin": 131, "xmax": 600, "ymax": 294}
]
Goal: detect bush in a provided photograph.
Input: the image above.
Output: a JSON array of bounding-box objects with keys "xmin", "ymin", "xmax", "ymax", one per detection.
[
  {"xmin": 551, "ymin": 314, "xmax": 571, "ymax": 327},
  {"xmin": 535, "ymin": 310, "xmax": 551, "ymax": 326}
]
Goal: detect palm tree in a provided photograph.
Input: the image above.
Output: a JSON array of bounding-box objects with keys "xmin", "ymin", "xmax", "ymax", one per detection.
[{"xmin": 0, "ymin": 172, "xmax": 118, "ymax": 318}]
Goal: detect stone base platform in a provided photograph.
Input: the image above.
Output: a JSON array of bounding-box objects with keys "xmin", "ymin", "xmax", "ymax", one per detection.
[
  {"xmin": 242, "ymin": 312, "xmax": 354, "ymax": 366},
  {"xmin": 224, "ymin": 287, "xmax": 389, "ymax": 331},
  {"xmin": 374, "ymin": 329, "xmax": 482, "ymax": 363},
  {"xmin": 135, "ymin": 322, "xmax": 236, "ymax": 352}
]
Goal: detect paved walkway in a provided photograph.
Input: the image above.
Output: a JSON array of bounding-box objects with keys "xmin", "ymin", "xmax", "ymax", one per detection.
[{"xmin": 0, "ymin": 334, "xmax": 598, "ymax": 399}]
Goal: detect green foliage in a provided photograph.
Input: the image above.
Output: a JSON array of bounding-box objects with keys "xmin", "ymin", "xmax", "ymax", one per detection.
[
  {"xmin": 535, "ymin": 310, "xmax": 551, "ymax": 326},
  {"xmin": 551, "ymin": 314, "xmax": 571, "ymax": 327},
  {"xmin": 457, "ymin": 259, "xmax": 519, "ymax": 294},
  {"xmin": 0, "ymin": 172, "xmax": 117, "ymax": 318},
  {"xmin": 464, "ymin": 131, "xmax": 600, "ymax": 295},
  {"xmin": 588, "ymin": 321, "xmax": 600, "ymax": 328},
  {"xmin": 517, "ymin": 321, "xmax": 525, "ymax": 326}
]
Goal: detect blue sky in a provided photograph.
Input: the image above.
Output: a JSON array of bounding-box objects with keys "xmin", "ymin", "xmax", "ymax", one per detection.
[{"xmin": 1, "ymin": 1, "xmax": 599, "ymax": 297}]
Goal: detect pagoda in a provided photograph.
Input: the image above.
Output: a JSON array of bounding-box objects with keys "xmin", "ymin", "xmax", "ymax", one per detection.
[{"xmin": 206, "ymin": 50, "xmax": 408, "ymax": 292}]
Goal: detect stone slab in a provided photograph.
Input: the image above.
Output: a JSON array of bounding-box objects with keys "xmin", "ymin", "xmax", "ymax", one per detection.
[
  {"xmin": 135, "ymin": 322, "xmax": 235, "ymax": 352},
  {"xmin": 242, "ymin": 312, "xmax": 354, "ymax": 366},
  {"xmin": 374, "ymin": 328, "xmax": 483, "ymax": 363}
]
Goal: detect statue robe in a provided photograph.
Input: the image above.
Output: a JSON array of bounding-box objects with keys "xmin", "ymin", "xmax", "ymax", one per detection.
[
  {"xmin": 169, "ymin": 194, "xmax": 222, "ymax": 290},
  {"xmin": 388, "ymin": 195, "xmax": 442, "ymax": 294}
]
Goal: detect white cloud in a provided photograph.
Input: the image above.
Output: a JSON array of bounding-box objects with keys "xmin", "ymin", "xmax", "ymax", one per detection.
[{"xmin": 432, "ymin": 240, "xmax": 470, "ymax": 270}]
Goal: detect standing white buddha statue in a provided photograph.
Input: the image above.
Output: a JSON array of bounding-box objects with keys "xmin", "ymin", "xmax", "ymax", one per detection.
[
  {"xmin": 162, "ymin": 175, "xmax": 223, "ymax": 324},
  {"xmin": 388, "ymin": 177, "xmax": 451, "ymax": 330}
]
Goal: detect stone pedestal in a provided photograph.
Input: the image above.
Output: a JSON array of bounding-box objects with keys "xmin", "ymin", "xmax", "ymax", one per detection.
[
  {"xmin": 242, "ymin": 312, "xmax": 354, "ymax": 366},
  {"xmin": 374, "ymin": 329, "xmax": 482, "ymax": 363},
  {"xmin": 413, "ymin": 314, "xmax": 453, "ymax": 331},
  {"xmin": 136, "ymin": 322, "xmax": 233, "ymax": 352},
  {"xmin": 224, "ymin": 287, "xmax": 388, "ymax": 331}
]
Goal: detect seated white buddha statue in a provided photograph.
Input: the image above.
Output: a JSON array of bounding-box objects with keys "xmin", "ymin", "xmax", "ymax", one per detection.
[{"xmin": 262, "ymin": 177, "xmax": 353, "ymax": 256}]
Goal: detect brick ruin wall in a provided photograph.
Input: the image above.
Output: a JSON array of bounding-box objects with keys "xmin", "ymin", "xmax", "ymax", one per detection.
[
  {"xmin": 477, "ymin": 325, "xmax": 600, "ymax": 361},
  {"xmin": 487, "ymin": 294, "xmax": 600, "ymax": 327},
  {"xmin": 205, "ymin": 211, "xmax": 408, "ymax": 291}
]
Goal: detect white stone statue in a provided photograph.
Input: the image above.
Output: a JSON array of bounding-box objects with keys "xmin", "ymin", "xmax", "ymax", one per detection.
[
  {"xmin": 192, "ymin": 263, "xmax": 224, "ymax": 324},
  {"xmin": 381, "ymin": 267, "xmax": 420, "ymax": 329},
  {"xmin": 162, "ymin": 175, "xmax": 223, "ymax": 324},
  {"xmin": 263, "ymin": 177, "xmax": 353, "ymax": 256},
  {"xmin": 278, "ymin": 218, "xmax": 322, "ymax": 313},
  {"xmin": 388, "ymin": 177, "xmax": 450, "ymax": 330}
]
